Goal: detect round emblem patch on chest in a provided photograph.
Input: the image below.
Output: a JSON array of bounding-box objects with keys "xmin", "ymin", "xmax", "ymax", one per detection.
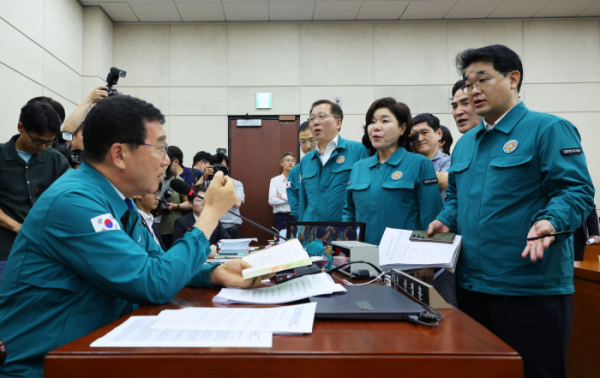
[
  {"xmin": 503, "ymin": 140, "xmax": 518, "ymax": 154},
  {"xmin": 391, "ymin": 171, "xmax": 403, "ymax": 180},
  {"xmin": 336, "ymin": 156, "xmax": 345, "ymax": 164}
]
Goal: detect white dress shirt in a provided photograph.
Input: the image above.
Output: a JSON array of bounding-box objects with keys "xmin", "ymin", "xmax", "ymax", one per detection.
[
  {"xmin": 315, "ymin": 134, "xmax": 339, "ymax": 165},
  {"xmin": 268, "ymin": 173, "xmax": 291, "ymax": 214},
  {"xmin": 138, "ymin": 209, "xmax": 161, "ymax": 247},
  {"xmin": 484, "ymin": 100, "xmax": 522, "ymax": 131}
]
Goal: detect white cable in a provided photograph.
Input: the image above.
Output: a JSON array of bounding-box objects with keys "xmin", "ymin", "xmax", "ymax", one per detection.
[{"xmin": 343, "ymin": 271, "xmax": 386, "ymax": 286}]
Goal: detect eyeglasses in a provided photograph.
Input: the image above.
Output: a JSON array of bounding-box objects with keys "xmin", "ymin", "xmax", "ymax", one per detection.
[
  {"xmin": 194, "ymin": 197, "xmax": 204, "ymax": 204},
  {"xmin": 153, "ymin": 190, "xmax": 161, "ymax": 199},
  {"xmin": 127, "ymin": 142, "xmax": 168, "ymax": 158},
  {"xmin": 461, "ymin": 73, "xmax": 505, "ymax": 95},
  {"xmin": 300, "ymin": 139, "xmax": 317, "ymax": 146},
  {"xmin": 309, "ymin": 113, "xmax": 337, "ymax": 124},
  {"xmin": 25, "ymin": 130, "xmax": 56, "ymax": 146},
  {"xmin": 283, "ymin": 158, "xmax": 295, "ymax": 163}
]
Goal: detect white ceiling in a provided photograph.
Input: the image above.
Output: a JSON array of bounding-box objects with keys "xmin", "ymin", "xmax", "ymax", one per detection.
[{"xmin": 78, "ymin": 0, "xmax": 600, "ymax": 22}]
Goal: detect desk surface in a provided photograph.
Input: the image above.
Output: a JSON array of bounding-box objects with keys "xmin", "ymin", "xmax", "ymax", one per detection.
[
  {"xmin": 574, "ymin": 261, "xmax": 600, "ymax": 282},
  {"xmin": 45, "ymin": 279, "xmax": 522, "ymax": 378}
]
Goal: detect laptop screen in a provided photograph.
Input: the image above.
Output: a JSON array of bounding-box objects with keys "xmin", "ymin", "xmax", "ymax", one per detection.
[{"xmin": 285, "ymin": 222, "xmax": 366, "ymax": 250}]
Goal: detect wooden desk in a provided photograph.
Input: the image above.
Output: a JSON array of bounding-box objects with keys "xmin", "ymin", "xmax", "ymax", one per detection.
[
  {"xmin": 567, "ymin": 262, "xmax": 600, "ymax": 378},
  {"xmin": 45, "ymin": 282, "xmax": 522, "ymax": 378}
]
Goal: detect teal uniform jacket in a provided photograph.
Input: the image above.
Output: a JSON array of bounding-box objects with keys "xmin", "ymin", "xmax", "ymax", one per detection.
[
  {"xmin": 0, "ymin": 163, "xmax": 216, "ymax": 378},
  {"xmin": 437, "ymin": 102, "xmax": 594, "ymax": 296},
  {"xmin": 343, "ymin": 147, "xmax": 443, "ymax": 245},
  {"xmin": 287, "ymin": 164, "xmax": 302, "ymax": 220},
  {"xmin": 298, "ymin": 136, "xmax": 369, "ymax": 222}
]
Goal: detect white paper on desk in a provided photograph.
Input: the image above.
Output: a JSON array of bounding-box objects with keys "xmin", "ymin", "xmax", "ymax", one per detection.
[
  {"xmin": 90, "ymin": 317, "xmax": 272, "ymax": 348},
  {"xmin": 378, "ymin": 228, "xmax": 462, "ymax": 268},
  {"xmin": 241, "ymin": 239, "xmax": 311, "ymax": 279},
  {"xmin": 213, "ymin": 272, "xmax": 345, "ymax": 305},
  {"xmin": 152, "ymin": 303, "xmax": 317, "ymax": 334}
]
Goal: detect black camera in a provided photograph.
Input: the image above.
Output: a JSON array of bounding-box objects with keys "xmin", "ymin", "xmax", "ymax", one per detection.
[
  {"xmin": 52, "ymin": 131, "xmax": 82, "ymax": 168},
  {"xmin": 105, "ymin": 67, "xmax": 126, "ymax": 97},
  {"xmin": 216, "ymin": 148, "xmax": 226, "ymax": 155},
  {"xmin": 153, "ymin": 188, "xmax": 173, "ymax": 217},
  {"xmin": 204, "ymin": 164, "xmax": 228, "ymax": 187}
]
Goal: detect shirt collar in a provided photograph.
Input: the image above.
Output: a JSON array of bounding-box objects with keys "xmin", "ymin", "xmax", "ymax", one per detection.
[
  {"xmin": 367, "ymin": 147, "xmax": 406, "ymax": 168},
  {"xmin": 278, "ymin": 173, "xmax": 287, "ymax": 182},
  {"xmin": 315, "ymin": 134, "xmax": 340, "ymax": 155},
  {"xmin": 5, "ymin": 134, "xmax": 46, "ymax": 163},
  {"xmin": 483, "ymin": 100, "xmax": 522, "ymax": 130},
  {"xmin": 138, "ymin": 209, "xmax": 154, "ymax": 225},
  {"xmin": 431, "ymin": 149, "xmax": 445, "ymax": 162},
  {"xmin": 193, "ymin": 213, "xmax": 199, "ymax": 222},
  {"xmin": 108, "ymin": 181, "xmax": 126, "ymax": 200}
]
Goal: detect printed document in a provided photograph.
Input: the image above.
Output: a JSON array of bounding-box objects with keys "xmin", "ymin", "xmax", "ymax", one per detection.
[
  {"xmin": 214, "ymin": 272, "xmax": 346, "ymax": 304},
  {"xmin": 241, "ymin": 239, "xmax": 312, "ymax": 279},
  {"xmin": 151, "ymin": 303, "xmax": 317, "ymax": 334},
  {"xmin": 90, "ymin": 317, "xmax": 272, "ymax": 348}
]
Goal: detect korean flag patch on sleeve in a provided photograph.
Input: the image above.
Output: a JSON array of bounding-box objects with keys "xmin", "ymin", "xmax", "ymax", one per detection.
[{"xmin": 91, "ymin": 214, "xmax": 122, "ymax": 232}]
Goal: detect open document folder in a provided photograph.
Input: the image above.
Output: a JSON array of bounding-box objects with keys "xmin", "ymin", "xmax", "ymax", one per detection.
[
  {"xmin": 379, "ymin": 228, "xmax": 462, "ymax": 273},
  {"xmin": 214, "ymin": 272, "xmax": 346, "ymax": 305},
  {"xmin": 241, "ymin": 238, "xmax": 312, "ymax": 279}
]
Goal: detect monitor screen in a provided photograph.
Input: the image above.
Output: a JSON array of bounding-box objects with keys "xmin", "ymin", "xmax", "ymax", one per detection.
[{"xmin": 285, "ymin": 222, "xmax": 366, "ymax": 250}]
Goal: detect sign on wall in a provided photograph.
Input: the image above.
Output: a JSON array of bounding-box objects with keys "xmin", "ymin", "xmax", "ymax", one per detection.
[{"xmin": 256, "ymin": 92, "xmax": 272, "ymax": 109}]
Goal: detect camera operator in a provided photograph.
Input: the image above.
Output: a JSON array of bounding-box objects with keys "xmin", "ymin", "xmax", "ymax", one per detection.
[
  {"xmin": 133, "ymin": 190, "xmax": 167, "ymax": 251},
  {"xmin": 0, "ymin": 98, "xmax": 69, "ymax": 278},
  {"xmin": 156, "ymin": 147, "xmax": 192, "ymax": 248},
  {"xmin": 202, "ymin": 153, "xmax": 244, "ymax": 238}
]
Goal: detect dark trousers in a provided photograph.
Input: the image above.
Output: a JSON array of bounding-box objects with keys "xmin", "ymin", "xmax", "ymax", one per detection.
[
  {"xmin": 573, "ymin": 228, "xmax": 586, "ymax": 261},
  {"xmin": 223, "ymin": 225, "xmax": 242, "ymax": 239},
  {"xmin": 457, "ymin": 287, "xmax": 573, "ymax": 378},
  {"xmin": 273, "ymin": 213, "xmax": 296, "ymax": 232},
  {"xmin": 161, "ymin": 234, "xmax": 173, "ymax": 249}
]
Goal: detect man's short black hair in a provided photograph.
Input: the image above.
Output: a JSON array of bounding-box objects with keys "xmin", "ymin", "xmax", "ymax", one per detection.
[
  {"xmin": 211, "ymin": 153, "xmax": 230, "ymax": 169},
  {"xmin": 189, "ymin": 184, "xmax": 208, "ymax": 201},
  {"xmin": 27, "ymin": 96, "xmax": 65, "ymax": 124},
  {"xmin": 439, "ymin": 125, "xmax": 453, "ymax": 156},
  {"xmin": 413, "ymin": 113, "xmax": 441, "ymax": 132},
  {"xmin": 281, "ymin": 152, "xmax": 295, "ymax": 162},
  {"xmin": 298, "ymin": 121, "xmax": 310, "ymax": 135},
  {"xmin": 451, "ymin": 80, "xmax": 465, "ymax": 98},
  {"xmin": 82, "ymin": 95, "xmax": 165, "ymax": 164},
  {"xmin": 456, "ymin": 44, "xmax": 523, "ymax": 92},
  {"xmin": 167, "ymin": 146, "xmax": 184, "ymax": 166},
  {"xmin": 310, "ymin": 99, "xmax": 343, "ymax": 121},
  {"xmin": 193, "ymin": 151, "xmax": 211, "ymax": 166},
  {"xmin": 19, "ymin": 100, "xmax": 62, "ymax": 136}
]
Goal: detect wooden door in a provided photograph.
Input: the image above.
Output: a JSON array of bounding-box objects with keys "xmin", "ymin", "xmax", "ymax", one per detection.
[{"xmin": 229, "ymin": 116, "xmax": 298, "ymax": 245}]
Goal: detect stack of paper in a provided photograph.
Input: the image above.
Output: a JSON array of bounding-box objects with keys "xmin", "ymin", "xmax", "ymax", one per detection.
[
  {"xmin": 214, "ymin": 272, "xmax": 346, "ymax": 304},
  {"xmin": 378, "ymin": 228, "xmax": 462, "ymax": 273},
  {"xmin": 218, "ymin": 238, "xmax": 257, "ymax": 255},
  {"xmin": 241, "ymin": 239, "xmax": 312, "ymax": 279}
]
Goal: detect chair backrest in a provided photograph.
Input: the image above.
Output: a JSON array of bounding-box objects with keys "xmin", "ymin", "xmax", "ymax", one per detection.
[{"xmin": 0, "ymin": 339, "xmax": 6, "ymax": 366}]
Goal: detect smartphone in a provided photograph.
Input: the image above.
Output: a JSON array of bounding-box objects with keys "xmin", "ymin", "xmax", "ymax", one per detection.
[{"xmin": 409, "ymin": 230, "xmax": 456, "ymax": 243}]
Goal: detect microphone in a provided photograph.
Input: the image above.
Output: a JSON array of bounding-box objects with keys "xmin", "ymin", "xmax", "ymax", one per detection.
[{"xmin": 169, "ymin": 179, "xmax": 288, "ymax": 241}]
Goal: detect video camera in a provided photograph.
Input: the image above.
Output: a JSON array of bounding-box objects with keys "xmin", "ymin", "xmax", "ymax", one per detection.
[
  {"xmin": 105, "ymin": 67, "xmax": 126, "ymax": 97},
  {"xmin": 52, "ymin": 131, "xmax": 82, "ymax": 168}
]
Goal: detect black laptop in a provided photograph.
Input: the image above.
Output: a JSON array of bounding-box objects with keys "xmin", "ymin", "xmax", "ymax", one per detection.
[{"xmin": 309, "ymin": 285, "xmax": 425, "ymax": 320}]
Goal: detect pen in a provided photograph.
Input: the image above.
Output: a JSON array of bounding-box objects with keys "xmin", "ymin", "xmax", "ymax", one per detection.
[{"xmin": 526, "ymin": 230, "xmax": 574, "ymax": 241}]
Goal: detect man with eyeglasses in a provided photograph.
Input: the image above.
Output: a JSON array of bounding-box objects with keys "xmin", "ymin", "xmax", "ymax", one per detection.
[
  {"xmin": 269, "ymin": 152, "xmax": 297, "ymax": 231},
  {"xmin": 428, "ymin": 45, "xmax": 594, "ymax": 378},
  {"xmin": 287, "ymin": 121, "xmax": 315, "ymax": 220},
  {"xmin": 0, "ymin": 99, "xmax": 69, "ymax": 274},
  {"xmin": 0, "ymin": 95, "xmax": 272, "ymax": 378},
  {"xmin": 133, "ymin": 190, "xmax": 167, "ymax": 250},
  {"xmin": 295, "ymin": 100, "xmax": 369, "ymax": 222}
]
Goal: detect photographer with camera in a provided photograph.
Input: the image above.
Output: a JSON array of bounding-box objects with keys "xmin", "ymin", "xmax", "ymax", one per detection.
[
  {"xmin": 201, "ymin": 152, "xmax": 244, "ymax": 238},
  {"xmin": 0, "ymin": 99, "xmax": 69, "ymax": 276},
  {"xmin": 168, "ymin": 146, "xmax": 203, "ymax": 186}
]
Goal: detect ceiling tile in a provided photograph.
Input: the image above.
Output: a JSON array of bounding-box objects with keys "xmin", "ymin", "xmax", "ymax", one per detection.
[
  {"xmin": 401, "ymin": 0, "xmax": 458, "ymax": 19},
  {"xmin": 129, "ymin": 2, "xmax": 182, "ymax": 21},
  {"xmin": 578, "ymin": 1, "xmax": 600, "ymax": 16},
  {"xmin": 80, "ymin": 0, "xmax": 126, "ymax": 5},
  {"xmin": 100, "ymin": 3, "xmax": 139, "ymax": 21},
  {"xmin": 175, "ymin": 2, "xmax": 225, "ymax": 21},
  {"xmin": 489, "ymin": 0, "xmax": 552, "ymax": 18},
  {"xmin": 223, "ymin": 2, "xmax": 269, "ymax": 21},
  {"xmin": 356, "ymin": 1, "xmax": 409, "ymax": 20},
  {"xmin": 269, "ymin": 2, "xmax": 315, "ymax": 21},
  {"xmin": 534, "ymin": 0, "xmax": 599, "ymax": 17},
  {"xmin": 313, "ymin": 1, "xmax": 362, "ymax": 20},
  {"xmin": 445, "ymin": 0, "xmax": 505, "ymax": 19}
]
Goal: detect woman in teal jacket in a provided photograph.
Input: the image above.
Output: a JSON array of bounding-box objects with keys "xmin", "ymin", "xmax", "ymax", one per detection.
[{"xmin": 343, "ymin": 98, "xmax": 442, "ymax": 245}]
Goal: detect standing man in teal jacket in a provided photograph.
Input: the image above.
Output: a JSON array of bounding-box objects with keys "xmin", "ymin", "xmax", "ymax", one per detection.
[
  {"xmin": 428, "ymin": 45, "xmax": 594, "ymax": 378},
  {"xmin": 287, "ymin": 121, "xmax": 315, "ymax": 221},
  {"xmin": 297, "ymin": 100, "xmax": 369, "ymax": 221},
  {"xmin": 0, "ymin": 96, "xmax": 270, "ymax": 378}
]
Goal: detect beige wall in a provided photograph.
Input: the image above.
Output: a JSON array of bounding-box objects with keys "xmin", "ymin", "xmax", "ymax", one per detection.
[
  {"xmin": 112, "ymin": 19, "xmax": 600, "ymax": 201},
  {"xmin": 0, "ymin": 0, "xmax": 84, "ymax": 141}
]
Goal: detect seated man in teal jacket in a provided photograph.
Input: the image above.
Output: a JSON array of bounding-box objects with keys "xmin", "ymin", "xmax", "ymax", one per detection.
[
  {"xmin": 428, "ymin": 45, "xmax": 594, "ymax": 378},
  {"xmin": 0, "ymin": 95, "xmax": 269, "ymax": 378},
  {"xmin": 296, "ymin": 100, "xmax": 369, "ymax": 222}
]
